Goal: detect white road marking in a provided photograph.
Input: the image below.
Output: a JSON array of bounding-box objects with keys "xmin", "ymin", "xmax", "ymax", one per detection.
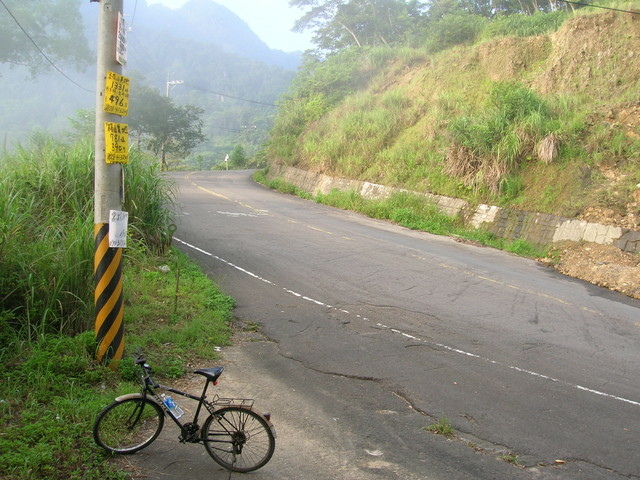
[
  {"xmin": 174, "ymin": 237, "xmax": 640, "ymax": 408},
  {"xmin": 215, "ymin": 211, "xmax": 269, "ymax": 217}
]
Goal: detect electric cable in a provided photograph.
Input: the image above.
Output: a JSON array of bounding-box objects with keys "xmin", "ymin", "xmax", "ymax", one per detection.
[
  {"xmin": 559, "ymin": 0, "xmax": 640, "ymax": 14},
  {"xmin": 183, "ymin": 82, "xmax": 278, "ymax": 107}
]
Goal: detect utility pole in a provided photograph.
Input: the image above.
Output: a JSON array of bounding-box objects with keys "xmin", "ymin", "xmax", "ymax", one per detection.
[
  {"xmin": 93, "ymin": 0, "xmax": 127, "ymax": 366},
  {"xmin": 166, "ymin": 79, "xmax": 183, "ymax": 97}
]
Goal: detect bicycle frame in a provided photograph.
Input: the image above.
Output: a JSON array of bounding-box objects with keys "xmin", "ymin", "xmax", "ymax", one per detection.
[{"xmin": 134, "ymin": 370, "xmax": 220, "ymax": 442}]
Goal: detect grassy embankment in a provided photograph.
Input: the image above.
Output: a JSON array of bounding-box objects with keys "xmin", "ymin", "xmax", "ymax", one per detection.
[
  {"xmin": 264, "ymin": 6, "xmax": 640, "ymax": 249},
  {"xmin": 0, "ymin": 137, "xmax": 234, "ymax": 479}
]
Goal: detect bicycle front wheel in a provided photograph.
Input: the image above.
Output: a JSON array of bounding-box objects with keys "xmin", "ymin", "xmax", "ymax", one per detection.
[
  {"xmin": 93, "ymin": 397, "xmax": 164, "ymax": 454},
  {"xmin": 202, "ymin": 406, "xmax": 275, "ymax": 472}
]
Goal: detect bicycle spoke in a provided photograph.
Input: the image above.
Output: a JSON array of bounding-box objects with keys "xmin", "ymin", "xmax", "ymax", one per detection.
[{"xmin": 202, "ymin": 407, "xmax": 275, "ymax": 472}]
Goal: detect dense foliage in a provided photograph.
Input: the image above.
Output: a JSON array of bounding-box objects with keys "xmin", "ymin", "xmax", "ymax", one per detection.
[
  {"xmin": 0, "ymin": 137, "xmax": 175, "ymax": 342},
  {"xmin": 290, "ymin": 0, "xmax": 577, "ymax": 55},
  {"xmin": 0, "ymin": 0, "xmax": 90, "ymax": 74}
]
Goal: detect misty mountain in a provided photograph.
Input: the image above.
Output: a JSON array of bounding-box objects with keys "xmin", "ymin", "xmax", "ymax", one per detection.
[
  {"xmin": 1, "ymin": 0, "xmax": 302, "ymax": 164},
  {"xmin": 137, "ymin": 0, "xmax": 301, "ymax": 69},
  {"xmin": 80, "ymin": 0, "xmax": 301, "ymax": 70}
]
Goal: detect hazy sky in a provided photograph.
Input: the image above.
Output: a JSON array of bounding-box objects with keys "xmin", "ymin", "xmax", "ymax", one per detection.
[{"xmin": 147, "ymin": 0, "xmax": 314, "ymax": 52}]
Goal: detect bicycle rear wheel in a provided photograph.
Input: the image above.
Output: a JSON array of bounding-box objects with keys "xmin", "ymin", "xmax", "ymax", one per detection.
[
  {"xmin": 93, "ymin": 397, "xmax": 164, "ymax": 454},
  {"xmin": 202, "ymin": 406, "xmax": 275, "ymax": 472}
]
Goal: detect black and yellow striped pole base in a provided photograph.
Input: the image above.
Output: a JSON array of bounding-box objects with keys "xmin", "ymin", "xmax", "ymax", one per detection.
[{"xmin": 94, "ymin": 223, "xmax": 124, "ymax": 367}]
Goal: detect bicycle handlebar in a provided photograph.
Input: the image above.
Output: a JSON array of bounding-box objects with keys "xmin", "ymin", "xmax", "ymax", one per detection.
[
  {"xmin": 134, "ymin": 347, "xmax": 146, "ymax": 365},
  {"xmin": 133, "ymin": 348, "xmax": 159, "ymax": 388}
]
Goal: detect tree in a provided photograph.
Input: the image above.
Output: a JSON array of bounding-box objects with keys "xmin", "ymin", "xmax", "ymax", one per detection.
[
  {"xmin": 291, "ymin": 0, "xmax": 422, "ymax": 53},
  {"xmin": 0, "ymin": 0, "xmax": 90, "ymax": 74},
  {"xmin": 67, "ymin": 109, "xmax": 95, "ymax": 142},
  {"xmin": 128, "ymin": 85, "xmax": 207, "ymax": 170},
  {"xmin": 229, "ymin": 145, "xmax": 248, "ymax": 169}
]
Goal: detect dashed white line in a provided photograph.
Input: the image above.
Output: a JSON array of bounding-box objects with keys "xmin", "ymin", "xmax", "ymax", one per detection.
[{"xmin": 175, "ymin": 237, "xmax": 640, "ymax": 408}]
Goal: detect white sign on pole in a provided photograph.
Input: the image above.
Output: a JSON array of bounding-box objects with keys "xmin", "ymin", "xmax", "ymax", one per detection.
[
  {"xmin": 109, "ymin": 210, "xmax": 128, "ymax": 248},
  {"xmin": 116, "ymin": 12, "xmax": 127, "ymax": 66}
]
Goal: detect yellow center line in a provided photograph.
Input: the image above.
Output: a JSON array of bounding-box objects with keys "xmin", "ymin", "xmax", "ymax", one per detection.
[
  {"xmin": 307, "ymin": 225, "xmax": 333, "ymax": 235},
  {"xmin": 420, "ymin": 253, "xmax": 594, "ymax": 313},
  {"xmin": 189, "ymin": 178, "xmax": 268, "ymax": 215}
]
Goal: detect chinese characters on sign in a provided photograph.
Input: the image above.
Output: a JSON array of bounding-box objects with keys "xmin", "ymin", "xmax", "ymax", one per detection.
[
  {"xmin": 109, "ymin": 210, "xmax": 128, "ymax": 248},
  {"xmin": 105, "ymin": 122, "xmax": 129, "ymax": 164},
  {"xmin": 116, "ymin": 12, "xmax": 127, "ymax": 66},
  {"xmin": 104, "ymin": 71, "xmax": 130, "ymax": 116}
]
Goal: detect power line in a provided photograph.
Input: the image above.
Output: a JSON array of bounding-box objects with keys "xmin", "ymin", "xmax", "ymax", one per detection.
[
  {"xmin": 125, "ymin": 32, "xmax": 274, "ymax": 109},
  {"xmin": 130, "ymin": 0, "xmax": 139, "ymax": 28},
  {"xmin": 0, "ymin": 0, "xmax": 93, "ymax": 93},
  {"xmin": 559, "ymin": 0, "xmax": 640, "ymax": 14},
  {"xmin": 183, "ymin": 82, "xmax": 277, "ymax": 107},
  {"xmin": 211, "ymin": 126, "xmax": 244, "ymax": 133}
]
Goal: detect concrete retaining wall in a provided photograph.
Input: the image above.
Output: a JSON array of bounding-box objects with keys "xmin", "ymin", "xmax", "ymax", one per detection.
[{"xmin": 268, "ymin": 164, "xmax": 640, "ymax": 254}]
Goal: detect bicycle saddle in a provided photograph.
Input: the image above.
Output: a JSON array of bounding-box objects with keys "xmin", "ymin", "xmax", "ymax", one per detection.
[{"xmin": 194, "ymin": 366, "xmax": 224, "ymax": 382}]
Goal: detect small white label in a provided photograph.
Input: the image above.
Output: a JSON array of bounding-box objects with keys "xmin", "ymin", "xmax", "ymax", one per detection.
[{"xmin": 109, "ymin": 210, "xmax": 128, "ymax": 248}]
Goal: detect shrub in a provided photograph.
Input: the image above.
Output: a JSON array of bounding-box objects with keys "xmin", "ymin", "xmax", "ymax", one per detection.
[
  {"xmin": 425, "ymin": 13, "xmax": 488, "ymax": 53},
  {"xmin": 446, "ymin": 82, "xmax": 555, "ymax": 193}
]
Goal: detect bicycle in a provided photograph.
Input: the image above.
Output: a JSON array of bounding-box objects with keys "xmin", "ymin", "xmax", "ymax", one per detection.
[{"xmin": 93, "ymin": 349, "xmax": 276, "ymax": 473}]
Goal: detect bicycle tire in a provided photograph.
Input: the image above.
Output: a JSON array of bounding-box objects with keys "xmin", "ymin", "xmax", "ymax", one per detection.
[
  {"xmin": 93, "ymin": 396, "xmax": 164, "ymax": 454},
  {"xmin": 202, "ymin": 406, "xmax": 275, "ymax": 472}
]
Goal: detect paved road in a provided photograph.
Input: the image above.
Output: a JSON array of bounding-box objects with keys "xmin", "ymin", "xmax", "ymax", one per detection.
[{"xmin": 152, "ymin": 170, "xmax": 640, "ymax": 479}]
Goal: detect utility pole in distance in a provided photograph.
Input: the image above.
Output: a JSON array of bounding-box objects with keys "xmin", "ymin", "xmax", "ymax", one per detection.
[
  {"xmin": 166, "ymin": 79, "xmax": 183, "ymax": 97},
  {"xmin": 93, "ymin": 0, "xmax": 127, "ymax": 366}
]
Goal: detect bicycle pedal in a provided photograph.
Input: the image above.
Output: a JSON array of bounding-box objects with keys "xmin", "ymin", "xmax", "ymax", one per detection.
[{"xmin": 179, "ymin": 422, "xmax": 200, "ymax": 442}]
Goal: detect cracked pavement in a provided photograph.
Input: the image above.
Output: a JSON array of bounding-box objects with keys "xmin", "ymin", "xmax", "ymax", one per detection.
[{"xmin": 138, "ymin": 170, "xmax": 640, "ymax": 479}]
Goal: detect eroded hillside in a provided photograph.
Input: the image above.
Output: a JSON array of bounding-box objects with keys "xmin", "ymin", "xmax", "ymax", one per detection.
[{"xmin": 272, "ymin": 10, "xmax": 640, "ymax": 230}]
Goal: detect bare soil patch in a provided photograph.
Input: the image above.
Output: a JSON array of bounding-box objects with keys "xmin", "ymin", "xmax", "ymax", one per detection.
[{"xmin": 541, "ymin": 242, "xmax": 640, "ymax": 299}]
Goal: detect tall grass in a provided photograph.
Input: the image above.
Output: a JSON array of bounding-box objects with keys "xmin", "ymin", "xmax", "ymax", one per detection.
[
  {"xmin": 446, "ymin": 82, "xmax": 557, "ymax": 194},
  {"xmin": 480, "ymin": 11, "xmax": 570, "ymax": 40},
  {"xmin": 0, "ymin": 136, "xmax": 176, "ymax": 342},
  {"xmin": 125, "ymin": 149, "xmax": 177, "ymax": 253},
  {"xmin": 295, "ymin": 89, "xmax": 418, "ymax": 177},
  {"xmin": 1, "ymin": 136, "xmax": 95, "ymax": 340}
]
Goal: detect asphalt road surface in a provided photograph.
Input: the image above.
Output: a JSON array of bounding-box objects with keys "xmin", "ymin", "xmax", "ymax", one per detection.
[{"xmin": 149, "ymin": 170, "xmax": 640, "ymax": 480}]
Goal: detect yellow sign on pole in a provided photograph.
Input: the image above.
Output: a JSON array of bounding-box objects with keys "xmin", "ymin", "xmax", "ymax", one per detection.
[
  {"xmin": 105, "ymin": 122, "xmax": 129, "ymax": 164},
  {"xmin": 104, "ymin": 71, "xmax": 130, "ymax": 116}
]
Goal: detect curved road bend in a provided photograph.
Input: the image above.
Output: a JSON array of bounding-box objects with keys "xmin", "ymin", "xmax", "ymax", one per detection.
[{"xmin": 168, "ymin": 170, "xmax": 640, "ymax": 480}]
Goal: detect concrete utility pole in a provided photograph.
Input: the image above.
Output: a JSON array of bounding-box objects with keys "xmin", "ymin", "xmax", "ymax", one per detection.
[
  {"xmin": 166, "ymin": 79, "xmax": 183, "ymax": 97},
  {"xmin": 94, "ymin": 0, "xmax": 125, "ymax": 366}
]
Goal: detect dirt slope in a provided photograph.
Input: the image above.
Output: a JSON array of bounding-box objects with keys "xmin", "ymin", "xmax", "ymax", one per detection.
[{"xmin": 543, "ymin": 242, "xmax": 640, "ymax": 299}]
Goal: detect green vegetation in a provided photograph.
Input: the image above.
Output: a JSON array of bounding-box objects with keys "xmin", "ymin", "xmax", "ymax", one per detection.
[
  {"xmin": 0, "ymin": 136, "xmax": 176, "ymax": 342},
  {"xmin": 266, "ymin": 5, "xmax": 640, "ymax": 222},
  {"xmin": 253, "ymin": 169, "xmax": 313, "ymax": 199},
  {"xmin": 123, "ymin": 250, "xmax": 234, "ymax": 377},
  {"xmin": 128, "ymin": 85, "xmax": 207, "ymax": 171},
  {"xmin": 0, "ymin": 1, "xmax": 91, "ymax": 74},
  {"xmin": 0, "ymin": 139, "xmax": 234, "ymax": 479},
  {"xmin": 426, "ymin": 416, "xmax": 455, "ymax": 437},
  {"xmin": 500, "ymin": 453, "xmax": 521, "ymax": 466},
  {"xmin": 0, "ymin": 250, "xmax": 234, "ymax": 480},
  {"xmin": 255, "ymin": 173, "xmax": 548, "ymax": 258}
]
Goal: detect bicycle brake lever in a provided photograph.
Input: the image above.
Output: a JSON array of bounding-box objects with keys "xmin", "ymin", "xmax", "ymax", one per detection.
[{"xmin": 133, "ymin": 349, "xmax": 146, "ymax": 365}]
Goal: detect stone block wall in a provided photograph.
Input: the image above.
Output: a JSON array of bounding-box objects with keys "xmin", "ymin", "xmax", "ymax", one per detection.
[{"xmin": 267, "ymin": 165, "xmax": 640, "ymax": 254}]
